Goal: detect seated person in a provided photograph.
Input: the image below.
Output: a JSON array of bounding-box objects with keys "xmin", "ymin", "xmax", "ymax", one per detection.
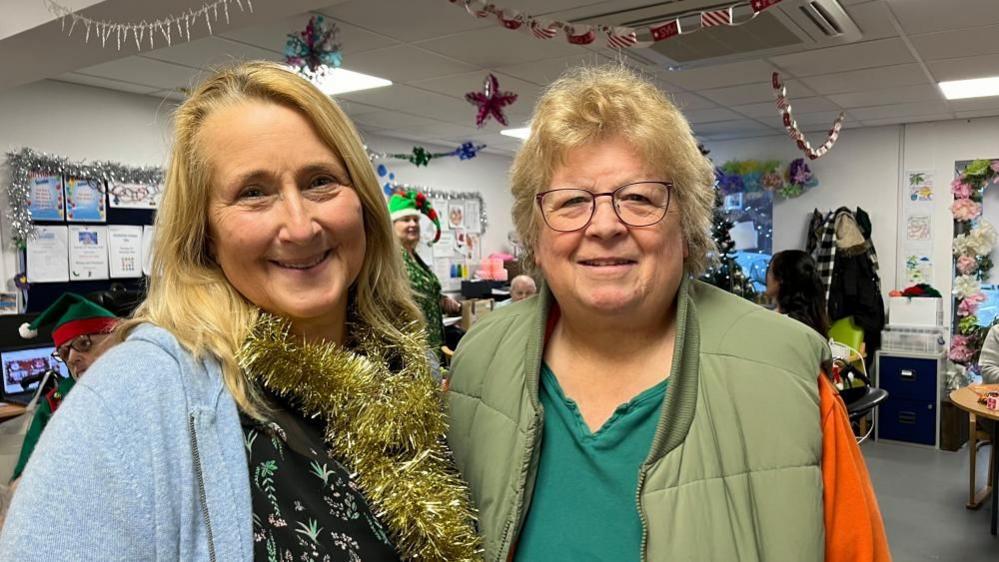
[
  {"xmin": 11, "ymin": 293, "xmax": 118, "ymax": 481},
  {"xmin": 978, "ymin": 324, "xmax": 999, "ymax": 384},
  {"xmin": 496, "ymin": 274, "xmax": 538, "ymax": 308},
  {"xmin": 766, "ymin": 249, "xmax": 831, "ymax": 338}
]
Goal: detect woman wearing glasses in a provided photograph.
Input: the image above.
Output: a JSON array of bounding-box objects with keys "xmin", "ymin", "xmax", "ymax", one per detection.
[
  {"xmin": 10, "ymin": 293, "xmax": 118, "ymax": 482},
  {"xmin": 446, "ymin": 65, "xmax": 889, "ymax": 561}
]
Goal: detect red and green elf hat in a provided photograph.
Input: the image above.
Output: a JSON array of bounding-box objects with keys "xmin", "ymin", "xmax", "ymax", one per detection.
[
  {"xmin": 388, "ymin": 189, "xmax": 441, "ymax": 243},
  {"xmin": 19, "ymin": 293, "xmax": 118, "ymax": 348}
]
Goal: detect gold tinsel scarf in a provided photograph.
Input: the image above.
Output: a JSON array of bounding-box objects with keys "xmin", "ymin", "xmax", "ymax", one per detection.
[{"xmin": 238, "ymin": 314, "xmax": 482, "ymax": 561}]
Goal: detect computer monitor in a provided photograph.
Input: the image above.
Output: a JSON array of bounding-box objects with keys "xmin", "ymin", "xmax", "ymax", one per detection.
[{"xmin": 1, "ymin": 345, "xmax": 70, "ymax": 398}]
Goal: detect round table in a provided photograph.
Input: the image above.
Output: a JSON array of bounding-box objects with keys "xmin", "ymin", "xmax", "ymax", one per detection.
[{"xmin": 949, "ymin": 385, "xmax": 999, "ymax": 535}]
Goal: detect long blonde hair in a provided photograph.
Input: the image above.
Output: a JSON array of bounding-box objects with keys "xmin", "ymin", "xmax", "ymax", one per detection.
[
  {"xmin": 119, "ymin": 61, "xmax": 422, "ymax": 419},
  {"xmin": 510, "ymin": 64, "xmax": 716, "ymax": 276}
]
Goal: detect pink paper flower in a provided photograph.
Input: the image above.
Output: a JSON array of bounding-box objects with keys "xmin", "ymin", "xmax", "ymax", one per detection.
[
  {"xmin": 958, "ymin": 298, "xmax": 981, "ymax": 317},
  {"xmin": 952, "ymin": 178, "xmax": 973, "ymax": 199},
  {"xmin": 957, "ymin": 255, "xmax": 978, "ymax": 275},
  {"xmin": 951, "ymin": 198, "xmax": 982, "ymax": 221},
  {"xmin": 949, "ymin": 335, "xmax": 975, "ymax": 363}
]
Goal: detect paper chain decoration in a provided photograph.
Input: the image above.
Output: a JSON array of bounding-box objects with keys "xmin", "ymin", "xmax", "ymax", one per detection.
[
  {"xmin": 448, "ymin": 0, "xmax": 784, "ymax": 49},
  {"xmin": 42, "ymin": 0, "xmax": 252, "ymax": 50},
  {"xmin": 367, "ymin": 142, "xmax": 485, "ymax": 167},
  {"xmin": 772, "ymin": 72, "xmax": 845, "ymax": 160}
]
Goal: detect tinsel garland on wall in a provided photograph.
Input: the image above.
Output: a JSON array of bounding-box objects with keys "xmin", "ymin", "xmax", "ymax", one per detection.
[{"xmin": 5, "ymin": 148, "xmax": 163, "ymax": 248}]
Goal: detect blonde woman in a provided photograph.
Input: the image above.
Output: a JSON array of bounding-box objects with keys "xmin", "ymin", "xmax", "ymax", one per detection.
[
  {"xmin": 447, "ymin": 65, "xmax": 888, "ymax": 561},
  {"xmin": 1, "ymin": 62, "xmax": 478, "ymax": 561}
]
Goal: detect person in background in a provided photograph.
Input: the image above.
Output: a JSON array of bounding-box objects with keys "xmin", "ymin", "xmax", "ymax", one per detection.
[
  {"xmin": 767, "ymin": 249, "xmax": 832, "ymax": 338},
  {"xmin": 509, "ymin": 274, "xmax": 537, "ymax": 303},
  {"xmin": 390, "ymin": 190, "xmax": 461, "ymax": 358},
  {"xmin": 11, "ymin": 293, "xmax": 118, "ymax": 481},
  {"xmin": 447, "ymin": 65, "xmax": 889, "ymax": 561},
  {"xmin": 0, "ymin": 61, "xmax": 478, "ymax": 560},
  {"xmin": 977, "ymin": 325, "xmax": 999, "ymax": 384}
]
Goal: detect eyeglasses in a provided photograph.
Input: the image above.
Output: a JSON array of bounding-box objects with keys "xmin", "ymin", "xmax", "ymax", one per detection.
[
  {"xmin": 51, "ymin": 334, "xmax": 94, "ymax": 363},
  {"xmin": 535, "ymin": 181, "xmax": 673, "ymax": 233}
]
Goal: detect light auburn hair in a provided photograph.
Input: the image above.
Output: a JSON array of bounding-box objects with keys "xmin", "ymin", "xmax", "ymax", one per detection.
[
  {"xmin": 510, "ymin": 64, "xmax": 717, "ymax": 276},
  {"xmin": 118, "ymin": 61, "xmax": 422, "ymax": 419}
]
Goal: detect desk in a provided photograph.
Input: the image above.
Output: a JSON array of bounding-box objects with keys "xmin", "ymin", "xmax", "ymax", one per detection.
[
  {"xmin": 0, "ymin": 403, "xmax": 26, "ymax": 422},
  {"xmin": 949, "ymin": 385, "xmax": 999, "ymax": 535}
]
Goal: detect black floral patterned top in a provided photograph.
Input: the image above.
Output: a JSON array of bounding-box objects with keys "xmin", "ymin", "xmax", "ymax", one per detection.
[{"xmin": 242, "ymin": 393, "xmax": 400, "ymax": 562}]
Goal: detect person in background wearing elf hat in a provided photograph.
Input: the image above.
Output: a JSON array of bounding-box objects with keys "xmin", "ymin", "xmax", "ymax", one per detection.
[
  {"xmin": 390, "ymin": 190, "xmax": 461, "ymax": 359},
  {"xmin": 11, "ymin": 293, "xmax": 118, "ymax": 482}
]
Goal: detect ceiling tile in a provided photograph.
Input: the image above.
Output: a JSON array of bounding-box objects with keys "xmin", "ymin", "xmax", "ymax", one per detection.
[
  {"xmin": 54, "ymin": 73, "xmax": 160, "ymax": 95},
  {"xmin": 699, "ymin": 80, "xmax": 816, "ymax": 106},
  {"xmin": 331, "ymin": 98, "xmax": 384, "ymax": 117},
  {"xmin": 948, "ymin": 97, "xmax": 999, "ymax": 112},
  {"xmin": 667, "ymin": 91, "xmax": 719, "ymax": 111},
  {"xmin": 141, "ymin": 36, "xmax": 281, "ymax": 69},
  {"xmin": 414, "ymin": 26, "xmax": 584, "ymax": 68},
  {"xmin": 221, "ymin": 16, "xmax": 399, "ymax": 55},
  {"xmin": 844, "ymin": 1, "xmax": 899, "ymax": 41},
  {"xmin": 692, "ymin": 120, "xmax": 775, "ymax": 136},
  {"xmin": 928, "ymin": 53, "xmax": 999, "ymax": 82},
  {"xmin": 909, "ymin": 24, "xmax": 999, "ymax": 62},
  {"xmin": 407, "ymin": 71, "xmax": 541, "ymax": 108},
  {"xmin": 828, "ymin": 84, "xmax": 944, "ymax": 108},
  {"xmin": 886, "ymin": 0, "xmax": 999, "ymax": 35},
  {"xmin": 342, "ymin": 45, "xmax": 477, "ymax": 83},
  {"xmin": 682, "ymin": 107, "xmax": 745, "ymax": 124},
  {"xmin": 798, "ymin": 64, "xmax": 929, "ymax": 95},
  {"xmin": 850, "ymin": 101, "xmax": 953, "ymax": 121},
  {"xmin": 731, "ymin": 97, "xmax": 841, "ymax": 118},
  {"xmin": 658, "ymin": 59, "xmax": 777, "ymax": 91},
  {"xmin": 495, "ymin": 53, "xmax": 612, "ymax": 86},
  {"xmin": 768, "ymin": 38, "xmax": 915, "ymax": 77},
  {"xmin": 350, "ymin": 110, "xmax": 440, "ymax": 129},
  {"xmin": 861, "ymin": 113, "xmax": 953, "ymax": 127},
  {"xmin": 338, "ymin": 84, "xmax": 474, "ymax": 123},
  {"xmin": 322, "ymin": 0, "xmax": 494, "ymax": 42},
  {"xmin": 792, "ymin": 111, "xmax": 856, "ymax": 127},
  {"xmin": 75, "ymin": 56, "xmax": 206, "ymax": 91},
  {"xmin": 396, "ymin": 122, "xmax": 482, "ymax": 140},
  {"xmin": 956, "ymin": 109, "xmax": 999, "ymax": 119}
]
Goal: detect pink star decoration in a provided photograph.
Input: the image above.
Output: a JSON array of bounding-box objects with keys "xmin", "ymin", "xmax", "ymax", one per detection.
[{"xmin": 465, "ymin": 73, "xmax": 518, "ymax": 128}]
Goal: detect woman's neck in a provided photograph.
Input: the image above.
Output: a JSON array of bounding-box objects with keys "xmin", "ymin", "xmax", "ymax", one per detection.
[
  {"xmin": 289, "ymin": 308, "xmax": 348, "ymax": 346},
  {"xmin": 554, "ymin": 302, "xmax": 677, "ymax": 362}
]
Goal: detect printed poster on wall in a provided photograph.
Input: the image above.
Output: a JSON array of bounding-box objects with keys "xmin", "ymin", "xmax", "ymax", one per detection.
[
  {"xmin": 26, "ymin": 226, "xmax": 69, "ymax": 283},
  {"xmin": 27, "ymin": 173, "xmax": 65, "ymax": 221},
  {"xmin": 141, "ymin": 225, "xmax": 156, "ymax": 276},
  {"xmin": 904, "ymin": 242, "xmax": 934, "ymax": 284},
  {"xmin": 447, "ymin": 203, "xmax": 465, "ymax": 230},
  {"xmin": 906, "ymin": 170, "xmax": 934, "ymax": 202},
  {"xmin": 68, "ymin": 225, "xmax": 109, "ymax": 280},
  {"xmin": 464, "ymin": 199, "xmax": 482, "ymax": 234},
  {"xmin": 109, "ymin": 182, "xmax": 162, "ymax": 209},
  {"xmin": 108, "ymin": 225, "xmax": 143, "ymax": 278},
  {"xmin": 430, "ymin": 199, "xmax": 449, "ymax": 230},
  {"xmin": 64, "ymin": 177, "xmax": 107, "ymax": 223},
  {"xmin": 905, "ymin": 213, "xmax": 932, "ymax": 241}
]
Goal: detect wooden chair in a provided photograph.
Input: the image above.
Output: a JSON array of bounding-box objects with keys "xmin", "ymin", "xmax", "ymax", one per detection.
[{"xmin": 968, "ymin": 416, "xmax": 996, "ymax": 509}]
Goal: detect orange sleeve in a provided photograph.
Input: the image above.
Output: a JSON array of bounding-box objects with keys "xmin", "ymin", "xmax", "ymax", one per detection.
[{"xmin": 820, "ymin": 374, "xmax": 892, "ymax": 562}]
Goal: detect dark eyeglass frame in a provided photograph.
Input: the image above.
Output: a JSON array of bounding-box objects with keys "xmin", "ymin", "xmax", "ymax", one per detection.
[
  {"xmin": 51, "ymin": 334, "xmax": 94, "ymax": 363},
  {"xmin": 535, "ymin": 181, "xmax": 673, "ymax": 233}
]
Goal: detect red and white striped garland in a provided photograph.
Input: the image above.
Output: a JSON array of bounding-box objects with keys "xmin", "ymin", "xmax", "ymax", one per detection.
[
  {"xmin": 447, "ymin": 0, "xmax": 782, "ymax": 49},
  {"xmin": 772, "ymin": 72, "xmax": 845, "ymax": 160}
]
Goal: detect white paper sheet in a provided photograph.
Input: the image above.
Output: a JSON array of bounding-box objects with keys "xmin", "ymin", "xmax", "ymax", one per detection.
[
  {"xmin": 729, "ymin": 220, "xmax": 758, "ymax": 251},
  {"xmin": 108, "ymin": 225, "xmax": 143, "ymax": 278},
  {"xmin": 26, "ymin": 226, "xmax": 69, "ymax": 283},
  {"xmin": 141, "ymin": 225, "xmax": 155, "ymax": 276},
  {"xmin": 68, "ymin": 225, "xmax": 109, "ymax": 280}
]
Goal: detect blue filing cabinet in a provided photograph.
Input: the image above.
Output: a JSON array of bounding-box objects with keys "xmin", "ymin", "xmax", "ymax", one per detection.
[{"xmin": 874, "ymin": 351, "xmax": 944, "ymax": 447}]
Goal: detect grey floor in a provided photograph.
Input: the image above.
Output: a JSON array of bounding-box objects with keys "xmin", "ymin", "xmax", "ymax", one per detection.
[{"xmin": 863, "ymin": 439, "xmax": 997, "ymax": 561}]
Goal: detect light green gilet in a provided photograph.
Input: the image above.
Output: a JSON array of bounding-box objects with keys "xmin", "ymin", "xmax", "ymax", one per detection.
[{"xmin": 446, "ymin": 278, "xmax": 830, "ymax": 561}]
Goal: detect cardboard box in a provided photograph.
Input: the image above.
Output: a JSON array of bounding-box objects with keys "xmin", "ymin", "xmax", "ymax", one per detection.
[
  {"xmin": 888, "ymin": 296, "xmax": 942, "ymax": 328},
  {"xmin": 460, "ymin": 298, "xmax": 494, "ymax": 331}
]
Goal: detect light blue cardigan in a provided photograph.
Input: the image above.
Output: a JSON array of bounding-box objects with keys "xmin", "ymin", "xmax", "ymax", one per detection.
[{"xmin": 0, "ymin": 324, "xmax": 252, "ymax": 561}]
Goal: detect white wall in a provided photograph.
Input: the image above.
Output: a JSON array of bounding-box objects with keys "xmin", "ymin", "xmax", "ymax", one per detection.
[
  {"xmin": 707, "ymin": 125, "xmax": 903, "ymax": 305},
  {"xmin": 0, "ymin": 79, "xmax": 515, "ymax": 295},
  {"xmin": 705, "ymin": 115, "xmax": 999, "ymax": 331}
]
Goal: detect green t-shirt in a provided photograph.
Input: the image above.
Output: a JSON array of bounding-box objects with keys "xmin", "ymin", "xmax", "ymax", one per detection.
[{"xmin": 515, "ymin": 363, "xmax": 667, "ymax": 562}]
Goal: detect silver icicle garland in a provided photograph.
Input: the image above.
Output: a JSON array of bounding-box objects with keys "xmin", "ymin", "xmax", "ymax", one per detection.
[{"xmin": 5, "ymin": 147, "xmax": 163, "ymax": 248}]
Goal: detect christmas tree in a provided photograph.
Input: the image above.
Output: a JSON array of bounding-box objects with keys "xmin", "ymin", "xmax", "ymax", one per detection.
[{"xmin": 699, "ymin": 144, "xmax": 757, "ymax": 299}]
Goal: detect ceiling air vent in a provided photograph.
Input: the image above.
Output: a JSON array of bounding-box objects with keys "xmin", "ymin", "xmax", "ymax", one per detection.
[{"xmin": 573, "ymin": 0, "xmax": 860, "ymax": 68}]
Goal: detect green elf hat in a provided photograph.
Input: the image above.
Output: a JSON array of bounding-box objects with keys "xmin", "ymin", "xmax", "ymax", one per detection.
[
  {"xmin": 19, "ymin": 293, "xmax": 118, "ymax": 348},
  {"xmin": 388, "ymin": 189, "xmax": 441, "ymax": 243}
]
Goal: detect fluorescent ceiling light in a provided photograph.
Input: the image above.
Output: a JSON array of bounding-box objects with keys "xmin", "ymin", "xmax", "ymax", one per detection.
[
  {"xmin": 500, "ymin": 127, "xmax": 531, "ymax": 140},
  {"xmin": 939, "ymin": 76, "xmax": 999, "ymax": 100},
  {"xmin": 307, "ymin": 67, "xmax": 392, "ymax": 95}
]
